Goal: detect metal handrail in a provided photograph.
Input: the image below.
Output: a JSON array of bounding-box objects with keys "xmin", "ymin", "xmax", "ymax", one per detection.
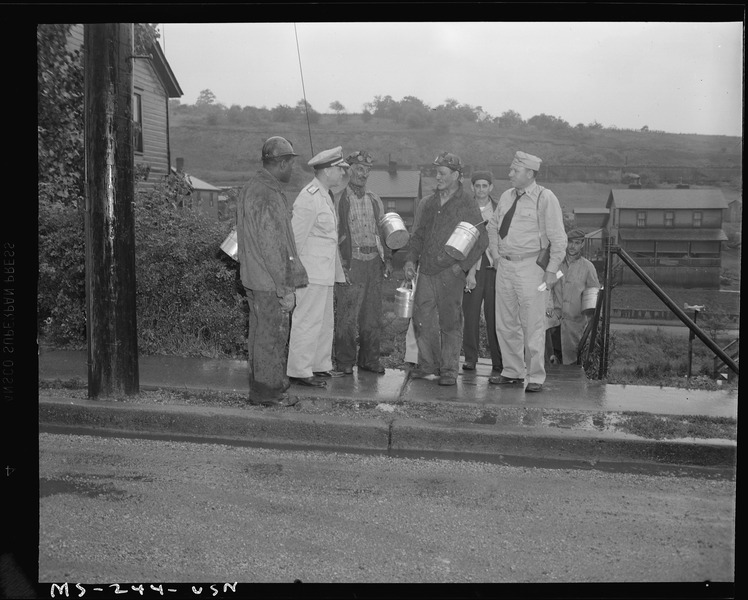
[
  {"xmin": 713, "ymin": 338, "xmax": 740, "ymax": 378},
  {"xmin": 600, "ymin": 240, "xmax": 739, "ymax": 377}
]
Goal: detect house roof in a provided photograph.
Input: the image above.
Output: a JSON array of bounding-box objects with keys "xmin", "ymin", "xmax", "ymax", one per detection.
[
  {"xmin": 618, "ymin": 228, "xmax": 728, "ymax": 242},
  {"xmin": 607, "ymin": 189, "xmax": 729, "ymax": 210},
  {"xmin": 573, "ymin": 207, "xmax": 610, "ymax": 214},
  {"xmin": 149, "ymin": 42, "xmax": 183, "ymax": 98},
  {"xmin": 367, "ymin": 170, "xmax": 421, "ymax": 198},
  {"xmin": 171, "ymin": 168, "xmax": 221, "ymax": 191}
]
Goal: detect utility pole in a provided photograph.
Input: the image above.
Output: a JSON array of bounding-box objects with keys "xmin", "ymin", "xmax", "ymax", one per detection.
[{"xmin": 83, "ymin": 23, "xmax": 139, "ymax": 398}]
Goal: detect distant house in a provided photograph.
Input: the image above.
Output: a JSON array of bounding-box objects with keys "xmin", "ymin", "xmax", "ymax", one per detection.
[
  {"xmin": 172, "ymin": 158, "xmax": 222, "ymax": 220},
  {"xmin": 606, "ymin": 188, "xmax": 728, "ymax": 288},
  {"xmin": 366, "ymin": 166, "xmax": 422, "ymax": 229},
  {"xmin": 67, "ymin": 25, "xmax": 183, "ymax": 190}
]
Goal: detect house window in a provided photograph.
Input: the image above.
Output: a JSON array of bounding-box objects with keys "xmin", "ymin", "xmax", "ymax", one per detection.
[
  {"xmin": 664, "ymin": 212, "xmax": 674, "ymax": 227},
  {"xmin": 636, "ymin": 211, "xmax": 647, "ymax": 227},
  {"xmin": 132, "ymin": 93, "xmax": 143, "ymax": 153},
  {"xmin": 693, "ymin": 211, "xmax": 703, "ymax": 227}
]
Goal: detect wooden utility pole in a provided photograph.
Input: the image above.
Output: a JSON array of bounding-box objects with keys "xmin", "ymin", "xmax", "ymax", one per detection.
[{"xmin": 83, "ymin": 23, "xmax": 139, "ymax": 398}]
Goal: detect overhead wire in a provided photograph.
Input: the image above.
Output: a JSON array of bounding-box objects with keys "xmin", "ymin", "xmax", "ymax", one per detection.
[{"xmin": 294, "ymin": 23, "xmax": 314, "ymax": 156}]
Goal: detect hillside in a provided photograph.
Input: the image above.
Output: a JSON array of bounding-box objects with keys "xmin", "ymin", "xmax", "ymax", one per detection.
[{"xmin": 169, "ymin": 111, "xmax": 742, "ymax": 204}]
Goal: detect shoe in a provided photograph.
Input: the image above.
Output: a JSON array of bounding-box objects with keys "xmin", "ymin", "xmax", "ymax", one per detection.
[
  {"xmin": 289, "ymin": 376, "xmax": 327, "ymax": 387},
  {"xmin": 462, "ymin": 362, "xmax": 476, "ymax": 371},
  {"xmin": 248, "ymin": 394, "xmax": 298, "ymax": 407},
  {"xmin": 408, "ymin": 367, "xmax": 432, "ymax": 379},
  {"xmin": 313, "ymin": 370, "xmax": 345, "ymax": 378},
  {"xmin": 358, "ymin": 364, "xmax": 385, "ymax": 375},
  {"xmin": 525, "ymin": 383, "xmax": 543, "ymax": 393},
  {"xmin": 488, "ymin": 375, "xmax": 524, "ymax": 385},
  {"xmin": 341, "ymin": 366, "xmax": 354, "ymax": 375},
  {"xmin": 549, "ymin": 356, "xmax": 559, "ymax": 365},
  {"xmin": 438, "ymin": 375, "xmax": 457, "ymax": 386}
]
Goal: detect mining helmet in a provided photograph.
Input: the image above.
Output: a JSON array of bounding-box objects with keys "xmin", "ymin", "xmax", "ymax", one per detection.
[{"xmin": 261, "ymin": 136, "xmax": 299, "ymax": 160}]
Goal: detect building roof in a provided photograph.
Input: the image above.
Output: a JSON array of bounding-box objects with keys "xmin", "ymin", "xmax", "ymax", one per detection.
[
  {"xmin": 171, "ymin": 168, "xmax": 221, "ymax": 191},
  {"xmin": 618, "ymin": 228, "xmax": 728, "ymax": 242},
  {"xmin": 149, "ymin": 42, "xmax": 183, "ymax": 98},
  {"xmin": 573, "ymin": 207, "xmax": 610, "ymax": 214},
  {"xmin": 607, "ymin": 188, "xmax": 729, "ymax": 210},
  {"xmin": 367, "ymin": 169, "xmax": 421, "ymax": 198}
]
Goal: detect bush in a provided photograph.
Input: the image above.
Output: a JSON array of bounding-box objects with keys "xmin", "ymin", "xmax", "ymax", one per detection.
[
  {"xmin": 38, "ymin": 200, "xmax": 87, "ymax": 345},
  {"xmin": 39, "ymin": 173, "xmax": 249, "ymax": 358},
  {"xmin": 133, "ymin": 175, "xmax": 247, "ymax": 357}
]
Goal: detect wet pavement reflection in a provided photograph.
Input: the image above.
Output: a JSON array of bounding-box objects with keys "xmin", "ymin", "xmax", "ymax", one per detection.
[{"xmin": 40, "ymin": 349, "xmax": 737, "ymax": 419}]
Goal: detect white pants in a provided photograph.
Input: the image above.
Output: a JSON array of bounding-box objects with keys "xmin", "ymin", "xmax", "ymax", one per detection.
[
  {"xmin": 404, "ymin": 319, "xmax": 419, "ymax": 363},
  {"xmin": 495, "ymin": 256, "xmax": 547, "ymax": 384},
  {"xmin": 287, "ymin": 283, "xmax": 334, "ymax": 378}
]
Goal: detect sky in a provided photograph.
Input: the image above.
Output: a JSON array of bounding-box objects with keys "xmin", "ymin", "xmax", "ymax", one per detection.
[{"xmin": 157, "ymin": 21, "xmax": 744, "ymax": 137}]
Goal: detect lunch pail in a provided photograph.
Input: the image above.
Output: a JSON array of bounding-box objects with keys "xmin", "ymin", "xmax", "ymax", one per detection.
[
  {"xmin": 379, "ymin": 212, "xmax": 410, "ymax": 250},
  {"xmin": 582, "ymin": 287, "xmax": 600, "ymax": 315},
  {"xmin": 220, "ymin": 228, "xmax": 238, "ymax": 261},
  {"xmin": 444, "ymin": 221, "xmax": 480, "ymax": 261},
  {"xmin": 395, "ymin": 280, "xmax": 416, "ymax": 319}
]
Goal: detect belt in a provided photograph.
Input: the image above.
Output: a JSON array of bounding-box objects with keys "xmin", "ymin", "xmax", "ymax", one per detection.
[
  {"xmin": 500, "ymin": 251, "xmax": 538, "ymax": 261},
  {"xmin": 354, "ymin": 246, "xmax": 378, "ymax": 254}
]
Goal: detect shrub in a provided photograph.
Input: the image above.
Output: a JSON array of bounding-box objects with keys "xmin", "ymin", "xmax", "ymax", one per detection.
[
  {"xmin": 38, "ymin": 199, "xmax": 87, "ymax": 345},
  {"xmin": 133, "ymin": 174, "xmax": 247, "ymax": 357}
]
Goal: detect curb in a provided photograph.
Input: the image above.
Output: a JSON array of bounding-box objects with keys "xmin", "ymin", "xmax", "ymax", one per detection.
[{"xmin": 39, "ymin": 397, "xmax": 736, "ymax": 471}]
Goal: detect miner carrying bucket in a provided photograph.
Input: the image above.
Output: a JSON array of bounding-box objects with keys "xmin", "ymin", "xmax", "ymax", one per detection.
[
  {"xmin": 551, "ymin": 228, "xmax": 601, "ymax": 365},
  {"xmin": 403, "ymin": 152, "xmax": 488, "ymax": 386}
]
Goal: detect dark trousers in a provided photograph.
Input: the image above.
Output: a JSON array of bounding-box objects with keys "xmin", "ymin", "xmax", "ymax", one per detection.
[
  {"xmin": 462, "ymin": 255, "xmax": 502, "ymax": 368},
  {"xmin": 246, "ymin": 288, "xmax": 290, "ymax": 400},
  {"xmin": 545, "ymin": 325, "xmax": 562, "ymax": 364},
  {"xmin": 412, "ymin": 267, "xmax": 465, "ymax": 378},
  {"xmin": 334, "ymin": 258, "xmax": 383, "ymax": 370}
]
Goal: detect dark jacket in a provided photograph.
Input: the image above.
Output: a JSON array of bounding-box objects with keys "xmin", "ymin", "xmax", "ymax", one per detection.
[
  {"xmin": 405, "ymin": 183, "xmax": 488, "ymax": 275},
  {"xmin": 236, "ymin": 168, "xmax": 308, "ymax": 296}
]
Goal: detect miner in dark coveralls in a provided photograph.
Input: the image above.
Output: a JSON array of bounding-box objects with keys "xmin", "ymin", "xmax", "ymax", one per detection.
[
  {"xmin": 403, "ymin": 152, "xmax": 488, "ymax": 386},
  {"xmin": 334, "ymin": 150, "xmax": 393, "ymax": 375},
  {"xmin": 236, "ymin": 136, "xmax": 308, "ymax": 406}
]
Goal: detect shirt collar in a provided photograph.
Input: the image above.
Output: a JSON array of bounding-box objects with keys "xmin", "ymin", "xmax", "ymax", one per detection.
[{"xmin": 515, "ymin": 180, "xmax": 540, "ymax": 197}]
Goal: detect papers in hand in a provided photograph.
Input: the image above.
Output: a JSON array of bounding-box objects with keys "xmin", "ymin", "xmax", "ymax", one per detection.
[{"xmin": 537, "ymin": 270, "xmax": 564, "ymax": 292}]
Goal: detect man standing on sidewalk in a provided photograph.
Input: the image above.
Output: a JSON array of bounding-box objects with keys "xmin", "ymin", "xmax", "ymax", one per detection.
[
  {"xmin": 403, "ymin": 152, "xmax": 488, "ymax": 386},
  {"xmin": 552, "ymin": 228, "xmax": 601, "ymax": 365},
  {"xmin": 237, "ymin": 136, "xmax": 308, "ymax": 406},
  {"xmin": 487, "ymin": 151, "xmax": 567, "ymax": 393},
  {"xmin": 287, "ymin": 146, "xmax": 349, "ymax": 388},
  {"xmin": 334, "ymin": 150, "xmax": 393, "ymax": 375},
  {"xmin": 461, "ymin": 170, "xmax": 503, "ymax": 374}
]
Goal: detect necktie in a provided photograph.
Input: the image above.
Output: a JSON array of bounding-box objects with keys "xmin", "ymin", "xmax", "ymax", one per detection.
[{"xmin": 498, "ymin": 190, "xmax": 524, "ymax": 239}]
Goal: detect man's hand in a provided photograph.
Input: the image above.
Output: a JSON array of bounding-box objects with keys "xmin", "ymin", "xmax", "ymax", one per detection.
[
  {"xmin": 465, "ymin": 270, "xmax": 477, "ymax": 291},
  {"xmin": 343, "ymin": 267, "xmax": 352, "ymax": 285},
  {"xmin": 543, "ymin": 270, "xmax": 559, "ymax": 289},
  {"xmin": 279, "ymin": 292, "xmax": 296, "ymax": 313},
  {"xmin": 383, "ymin": 260, "xmax": 393, "ymax": 279},
  {"xmin": 404, "ymin": 261, "xmax": 417, "ymax": 281}
]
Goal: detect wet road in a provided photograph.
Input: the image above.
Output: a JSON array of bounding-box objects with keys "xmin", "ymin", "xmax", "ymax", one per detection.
[{"xmin": 39, "ymin": 433, "xmax": 735, "ymax": 584}]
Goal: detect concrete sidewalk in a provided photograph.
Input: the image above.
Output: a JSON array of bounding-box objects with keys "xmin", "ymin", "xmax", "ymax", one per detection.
[{"xmin": 38, "ymin": 348, "xmax": 738, "ymax": 471}]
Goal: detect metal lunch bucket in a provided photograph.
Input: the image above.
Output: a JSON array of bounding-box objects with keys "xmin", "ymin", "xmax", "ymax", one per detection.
[
  {"xmin": 394, "ymin": 267, "xmax": 419, "ymax": 319},
  {"xmin": 582, "ymin": 286, "xmax": 600, "ymax": 314},
  {"xmin": 220, "ymin": 228, "xmax": 238, "ymax": 261},
  {"xmin": 444, "ymin": 221, "xmax": 480, "ymax": 260},
  {"xmin": 379, "ymin": 212, "xmax": 410, "ymax": 250},
  {"xmin": 394, "ymin": 280, "xmax": 416, "ymax": 318}
]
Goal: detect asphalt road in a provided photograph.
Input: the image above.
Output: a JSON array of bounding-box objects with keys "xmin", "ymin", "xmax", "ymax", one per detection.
[{"xmin": 39, "ymin": 433, "xmax": 735, "ymax": 584}]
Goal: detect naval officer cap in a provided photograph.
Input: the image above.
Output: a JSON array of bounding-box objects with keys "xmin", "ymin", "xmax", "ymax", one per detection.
[
  {"xmin": 308, "ymin": 146, "xmax": 350, "ymax": 170},
  {"xmin": 511, "ymin": 151, "xmax": 542, "ymax": 171}
]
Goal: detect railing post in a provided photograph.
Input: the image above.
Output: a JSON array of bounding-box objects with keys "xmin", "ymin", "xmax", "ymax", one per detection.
[{"xmin": 599, "ymin": 237, "xmax": 615, "ymax": 378}]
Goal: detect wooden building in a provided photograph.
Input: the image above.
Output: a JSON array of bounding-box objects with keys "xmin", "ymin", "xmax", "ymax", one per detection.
[
  {"xmin": 366, "ymin": 167, "xmax": 422, "ymax": 229},
  {"xmin": 67, "ymin": 25, "xmax": 183, "ymax": 190},
  {"xmin": 606, "ymin": 188, "xmax": 728, "ymax": 288}
]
